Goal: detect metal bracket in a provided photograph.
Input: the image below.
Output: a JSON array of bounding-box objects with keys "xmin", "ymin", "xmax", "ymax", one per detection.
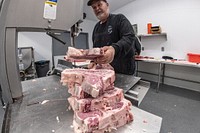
[{"xmin": 46, "ymin": 31, "xmax": 66, "ymax": 45}]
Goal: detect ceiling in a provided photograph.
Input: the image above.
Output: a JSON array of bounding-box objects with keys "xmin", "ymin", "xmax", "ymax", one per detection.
[{"xmin": 83, "ymin": 0, "xmax": 136, "ymax": 21}]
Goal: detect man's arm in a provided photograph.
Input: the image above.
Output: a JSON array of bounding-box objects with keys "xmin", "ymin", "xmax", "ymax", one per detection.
[
  {"xmin": 135, "ymin": 36, "xmax": 141, "ymax": 55},
  {"xmin": 111, "ymin": 14, "xmax": 135, "ymax": 58}
]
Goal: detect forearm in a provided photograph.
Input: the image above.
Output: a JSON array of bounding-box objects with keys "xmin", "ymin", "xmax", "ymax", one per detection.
[{"xmin": 112, "ymin": 34, "xmax": 134, "ymax": 58}]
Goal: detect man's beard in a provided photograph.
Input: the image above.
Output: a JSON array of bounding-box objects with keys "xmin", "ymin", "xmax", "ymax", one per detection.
[
  {"xmin": 97, "ymin": 12, "xmax": 104, "ymax": 20},
  {"xmin": 96, "ymin": 8, "xmax": 109, "ymax": 22}
]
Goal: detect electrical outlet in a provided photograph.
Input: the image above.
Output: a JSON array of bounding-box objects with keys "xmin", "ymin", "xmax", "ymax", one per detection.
[
  {"xmin": 142, "ymin": 47, "xmax": 144, "ymax": 51},
  {"xmin": 161, "ymin": 47, "xmax": 164, "ymax": 51}
]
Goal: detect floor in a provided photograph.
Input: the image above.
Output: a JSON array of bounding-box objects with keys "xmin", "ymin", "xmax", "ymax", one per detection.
[
  {"xmin": 0, "ymin": 81, "xmax": 200, "ymax": 133},
  {"xmin": 139, "ymin": 82, "xmax": 200, "ymax": 133}
]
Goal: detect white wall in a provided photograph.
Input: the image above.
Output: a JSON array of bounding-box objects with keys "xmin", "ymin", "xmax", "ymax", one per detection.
[
  {"xmin": 114, "ymin": 0, "xmax": 200, "ymax": 59},
  {"xmin": 113, "ymin": 0, "xmax": 200, "ymax": 92},
  {"xmin": 82, "ymin": 0, "xmax": 200, "ymax": 59},
  {"xmin": 81, "ymin": 19, "xmax": 97, "ymax": 48},
  {"xmin": 18, "ymin": 32, "xmax": 53, "ymax": 69}
]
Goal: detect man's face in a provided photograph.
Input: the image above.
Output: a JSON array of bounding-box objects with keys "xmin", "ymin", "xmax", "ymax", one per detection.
[{"xmin": 91, "ymin": 1, "xmax": 109, "ymax": 22}]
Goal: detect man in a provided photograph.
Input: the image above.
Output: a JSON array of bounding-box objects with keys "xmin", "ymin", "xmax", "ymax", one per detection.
[{"xmin": 87, "ymin": 0, "xmax": 137, "ymax": 75}]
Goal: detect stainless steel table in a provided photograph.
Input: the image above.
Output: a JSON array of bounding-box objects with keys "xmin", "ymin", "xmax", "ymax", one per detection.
[
  {"xmin": 136, "ymin": 58, "xmax": 200, "ymax": 92},
  {"xmin": 114, "ymin": 74, "xmax": 141, "ymax": 93},
  {"xmin": 2, "ymin": 75, "xmax": 162, "ymax": 133}
]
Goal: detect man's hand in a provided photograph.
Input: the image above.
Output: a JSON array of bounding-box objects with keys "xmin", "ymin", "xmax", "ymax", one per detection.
[
  {"xmin": 87, "ymin": 62, "xmax": 97, "ymax": 69},
  {"xmin": 96, "ymin": 46, "xmax": 115, "ymax": 64}
]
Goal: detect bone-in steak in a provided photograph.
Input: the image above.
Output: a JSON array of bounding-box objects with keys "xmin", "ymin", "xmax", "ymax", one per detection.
[
  {"xmin": 61, "ymin": 68, "xmax": 115, "ymax": 98},
  {"xmin": 73, "ymin": 99, "xmax": 133, "ymax": 133},
  {"xmin": 65, "ymin": 47, "xmax": 104, "ymax": 61},
  {"xmin": 68, "ymin": 88, "xmax": 124, "ymax": 112}
]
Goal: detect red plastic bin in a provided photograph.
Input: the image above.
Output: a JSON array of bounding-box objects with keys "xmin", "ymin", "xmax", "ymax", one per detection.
[{"xmin": 187, "ymin": 53, "xmax": 200, "ymax": 63}]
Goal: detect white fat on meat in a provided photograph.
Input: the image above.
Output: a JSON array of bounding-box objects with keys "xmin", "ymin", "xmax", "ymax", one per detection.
[
  {"xmin": 61, "ymin": 68, "xmax": 115, "ymax": 98},
  {"xmin": 68, "ymin": 87, "xmax": 124, "ymax": 112}
]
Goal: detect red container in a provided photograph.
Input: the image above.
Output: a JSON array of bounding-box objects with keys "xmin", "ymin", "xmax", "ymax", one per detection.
[
  {"xmin": 187, "ymin": 53, "xmax": 200, "ymax": 63},
  {"xmin": 147, "ymin": 23, "xmax": 152, "ymax": 34}
]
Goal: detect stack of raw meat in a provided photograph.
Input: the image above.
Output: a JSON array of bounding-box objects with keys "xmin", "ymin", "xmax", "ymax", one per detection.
[{"xmin": 61, "ymin": 47, "xmax": 133, "ymax": 133}]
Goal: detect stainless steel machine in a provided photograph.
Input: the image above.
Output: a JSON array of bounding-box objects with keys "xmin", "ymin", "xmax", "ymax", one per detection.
[
  {"xmin": 18, "ymin": 47, "xmax": 37, "ymax": 81},
  {"xmin": 0, "ymin": 0, "xmax": 162, "ymax": 132},
  {"xmin": 0, "ymin": 0, "xmax": 84, "ymax": 103}
]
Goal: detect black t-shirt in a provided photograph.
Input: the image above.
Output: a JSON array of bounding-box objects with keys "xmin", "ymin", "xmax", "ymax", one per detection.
[{"xmin": 92, "ymin": 14, "xmax": 136, "ymax": 75}]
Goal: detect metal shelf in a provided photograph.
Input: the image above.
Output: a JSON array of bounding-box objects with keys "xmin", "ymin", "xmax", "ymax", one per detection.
[{"xmin": 138, "ymin": 33, "xmax": 167, "ymax": 40}]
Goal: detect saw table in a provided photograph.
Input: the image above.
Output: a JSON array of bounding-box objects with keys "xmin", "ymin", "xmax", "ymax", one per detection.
[{"xmin": 1, "ymin": 75, "xmax": 162, "ymax": 133}]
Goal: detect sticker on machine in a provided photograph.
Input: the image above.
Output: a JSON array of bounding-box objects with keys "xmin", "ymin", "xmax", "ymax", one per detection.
[{"xmin": 43, "ymin": 0, "xmax": 58, "ymax": 20}]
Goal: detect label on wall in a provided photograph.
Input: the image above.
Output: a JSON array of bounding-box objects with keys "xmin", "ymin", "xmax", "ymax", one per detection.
[{"xmin": 43, "ymin": 0, "xmax": 58, "ymax": 20}]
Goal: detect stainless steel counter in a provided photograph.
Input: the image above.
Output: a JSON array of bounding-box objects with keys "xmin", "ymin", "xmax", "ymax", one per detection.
[
  {"xmin": 2, "ymin": 75, "xmax": 162, "ymax": 133},
  {"xmin": 115, "ymin": 74, "xmax": 141, "ymax": 93}
]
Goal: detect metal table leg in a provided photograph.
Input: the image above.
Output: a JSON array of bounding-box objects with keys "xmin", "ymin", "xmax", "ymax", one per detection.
[
  {"xmin": 156, "ymin": 63, "xmax": 163, "ymax": 93},
  {"xmin": 161, "ymin": 64, "xmax": 166, "ymax": 84},
  {"xmin": 136, "ymin": 60, "xmax": 139, "ymax": 76}
]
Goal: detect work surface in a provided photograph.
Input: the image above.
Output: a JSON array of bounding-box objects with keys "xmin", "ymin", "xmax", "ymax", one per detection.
[
  {"xmin": 4, "ymin": 75, "xmax": 162, "ymax": 133},
  {"xmin": 135, "ymin": 58, "xmax": 200, "ymax": 68}
]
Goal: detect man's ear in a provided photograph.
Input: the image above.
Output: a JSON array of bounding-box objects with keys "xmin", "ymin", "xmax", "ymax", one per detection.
[{"xmin": 106, "ymin": 2, "xmax": 109, "ymax": 6}]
